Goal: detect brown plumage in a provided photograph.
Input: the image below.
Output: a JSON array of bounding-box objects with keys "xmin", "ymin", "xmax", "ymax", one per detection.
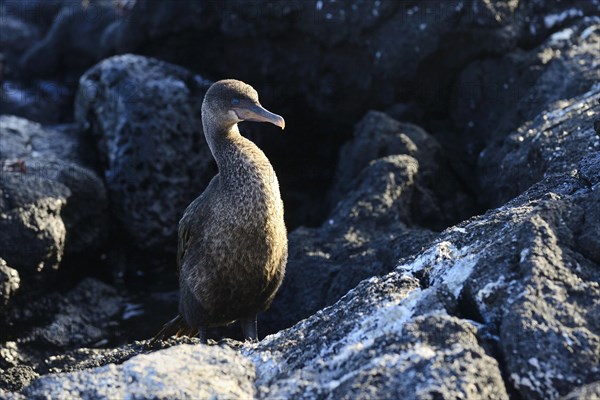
[{"xmin": 152, "ymin": 79, "xmax": 287, "ymax": 343}]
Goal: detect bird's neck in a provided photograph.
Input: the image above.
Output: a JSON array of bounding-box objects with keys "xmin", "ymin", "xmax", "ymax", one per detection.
[
  {"xmin": 204, "ymin": 123, "xmax": 272, "ymax": 185},
  {"xmin": 205, "ymin": 123, "xmax": 242, "ymax": 168}
]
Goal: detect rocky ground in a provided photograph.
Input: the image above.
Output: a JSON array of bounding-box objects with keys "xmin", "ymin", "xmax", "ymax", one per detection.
[{"xmin": 1, "ymin": 0, "xmax": 600, "ymax": 399}]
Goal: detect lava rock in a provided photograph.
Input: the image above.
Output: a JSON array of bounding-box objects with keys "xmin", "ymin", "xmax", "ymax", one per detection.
[
  {"xmin": 479, "ymin": 83, "xmax": 600, "ymax": 208},
  {"xmin": 0, "ymin": 258, "xmax": 20, "ymax": 312},
  {"xmin": 1, "ymin": 116, "xmax": 73, "ymax": 161},
  {"xmin": 254, "ymin": 302, "xmax": 509, "ymax": 399},
  {"xmin": 15, "ymin": 156, "xmax": 600, "ymax": 398},
  {"xmin": 256, "ymin": 89, "xmax": 600, "ymax": 398},
  {"xmin": 0, "ymin": 81, "xmax": 75, "ymax": 124},
  {"xmin": 29, "ymin": 278, "xmax": 123, "ymax": 348},
  {"xmin": 2, "ymin": 1, "xmax": 67, "ymax": 34},
  {"xmin": 0, "ymin": 116, "xmax": 96, "ymax": 167},
  {"xmin": 22, "ymin": 344, "xmax": 256, "ymax": 399},
  {"xmin": 258, "ymin": 152, "xmax": 600, "ymax": 399},
  {"xmin": 451, "ymin": 18, "xmax": 600, "ymax": 155},
  {"xmin": 18, "ymin": 0, "xmax": 597, "ymax": 128},
  {"xmin": 0, "ymin": 171, "xmax": 68, "ymax": 278},
  {"xmin": 1, "ymin": 278, "xmax": 125, "ymax": 372},
  {"xmin": 0, "ymin": 365, "xmax": 38, "ymax": 392},
  {"xmin": 0, "ymin": 388, "xmax": 24, "ymax": 400},
  {"xmin": 0, "ymin": 11, "xmax": 40, "ymax": 70},
  {"xmin": 0, "ymin": 116, "xmax": 108, "ymax": 258},
  {"xmin": 75, "ymin": 54, "xmax": 214, "ymax": 252},
  {"xmin": 18, "ymin": 1, "xmax": 119, "ymax": 78},
  {"xmin": 561, "ymin": 382, "xmax": 600, "ymax": 400},
  {"xmin": 264, "ymin": 152, "xmax": 437, "ymax": 333},
  {"xmin": 331, "ymin": 111, "xmax": 475, "ymax": 230},
  {"xmin": 331, "ymin": 111, "xmax": 443, "ymax": 203},
  {"xmin": 265, "ymin": 110, "xmax": 476, "ymax": 334},
  {"xmin": 99, "ymin": 0, "xmax": 574, "ymax": 124},
  {"xmin": 42, "ymin": 336, "xmax": 201, "ymax": 374}
]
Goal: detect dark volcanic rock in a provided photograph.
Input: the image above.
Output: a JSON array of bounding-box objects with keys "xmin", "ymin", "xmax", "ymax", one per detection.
[
  {"xmin": 96, "ymin": 0, "xmax": 595, "ymax": 124},
  {"xmin": 21, "ymin": 343, "xmax": 256, "ymax": 399},
  {"xmin": 479, "ymin": 84, "xmax": 600, "ymax": 208},
  {"xmin": 4, "ymin": 2, "xmax": 600, "ymax": 398},
  {"xmin": 1, "ymin": 116, "xmax": 77, "ymax": 162},
  {"xmin": 0, "ymin": 116, "xmax": 96, "ymax": 167},
  {"xmin": 18, "ymin": 1, "xmax": 120, "ymax": 79},
  {"xmin": 0, "ymin": 258, "xmax": 20, "ymax": 312},
  {"xmin": 0, "ymin": 81, "xmax": 75, "ymax": 124},
  {"xmin": 264, "ymin": 116, "xmax": 443, "ymax": 332},
  {"xmin": 266, "ymin": 110, "xmax": 476, "ymax": 334},
  {"xmin": 254, "ymin": 289, "xmax": 509, "ymax": 400},
  {"xmin": 0, "ymin": 9, "xmax": 40, "ymax": 70},
  {"xmin": 0, "ymin": 116, "xmax": 108, "ymax": 259},
  {"xmin": 14, "ymin": 94, "xmax": 600, "ymax": 400},
  {"xmin": 0, "ymin": 365, "xmax": 38, "ymax": 392},
  {"xmin": 331, "ymin": 111, "xmax": 475, "ymax": 230},
  {"xmin": 16, "ymin": 0, "xmax": 598, "ymax": 129},
  {"xmin": 561, "ymin": 382, "xmax": 600, "ymax": 400},
  {"xmin": 0, "ymin": 171, "xmax": 68, "ymax": 278},
  {"xmin": 75, "ymin": 54, "xmax": 213, "ymax": 253},
  {"xmin": 28, "ymin": 278, "xmax": 122, "ymax": 349},
  {"xmin": 9, "ymin": 68, "xmax": 598, "ymax": 400},
  {"xmin": 451, "ymin": 18, "xmax": 600, "ymax": 155},
  {"xmin": 254, "ymin": 152, "xmax": 600, "ymax": 399},
  {"xmin": 1, "ymin": 278, "xmax": 124, "ymax": 372}
]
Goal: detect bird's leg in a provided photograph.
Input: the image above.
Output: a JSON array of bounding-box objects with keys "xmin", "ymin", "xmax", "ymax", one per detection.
[
  {"xmin": 198, "ymin": 326, "xmax": 207, "ymax": 344},
  {"xmin": 240, "ymin": 315, "xmax": 258, "ymax": 342}
]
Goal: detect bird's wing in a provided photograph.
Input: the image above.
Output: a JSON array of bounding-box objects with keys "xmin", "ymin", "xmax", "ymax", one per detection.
[
  {"xmin": 177, "ymin": 218, "xmax": 190, "ymax": 274},
  {"xmin": 177, "ymin": 175, "xmax": 219, "ymax": 273}
]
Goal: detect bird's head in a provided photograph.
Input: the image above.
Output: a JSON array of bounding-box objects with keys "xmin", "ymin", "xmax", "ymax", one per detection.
[{"xmin": 202, "ymin": 79, "xmax": 285, "ymax": 131}]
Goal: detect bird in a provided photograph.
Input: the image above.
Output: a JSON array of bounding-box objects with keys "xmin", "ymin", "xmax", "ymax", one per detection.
[{"xmin": 152, "ymin": 79, "xmax": 287, "ymax": 343}]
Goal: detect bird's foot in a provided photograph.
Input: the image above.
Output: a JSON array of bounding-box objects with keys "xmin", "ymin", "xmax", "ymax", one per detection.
[{"xmin": 240, "ymin": 315, "xmax": 258, "ymax": 342}]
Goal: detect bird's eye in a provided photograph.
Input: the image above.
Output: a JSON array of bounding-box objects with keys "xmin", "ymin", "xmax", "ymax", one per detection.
[{"xmin": 231, "ymin": 98, "xmax": 240, "ymax": 105}]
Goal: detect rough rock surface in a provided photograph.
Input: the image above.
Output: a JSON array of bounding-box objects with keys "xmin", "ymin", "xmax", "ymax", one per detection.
[
  {"xmin": 561, "ymin": 382, "xmax": 600, "ymax": 400},
  {"xmin": 10, "ymin": 0, "xmax": 599, "ymax": 127},
  {"xmin": 480, "ymin": 84, "xmax": 600, "ymax": 208},
  {"xmin": 252, "ymin": 279, "xmax": 509, "ymax": 399},
  {"xmin": 2, "ymin": 1, "xmax": 599, "ymax": 399},
  {"xmin": 0, "ymin": 80, "xmax": 75, "ymax": 124},
  {"xmin": 75, "ymin": 54, "xmax": 214, "ymax": 252},
  {"xmin": 0, "ymin": 116, "xmax": 108, "ymax": 264},
  {"xmin": 0, "ymin": 365, "xmax": 38, "ymax": 393},
  {"xmin": 331, "ymin": 111, "xmax": 475, "ymax": 229},
  {"xmin": 0, "ymin": 388, "xmax": 24, "ymax": 400},
  {"xmin": 0, "ymin": 171, "xmax": 68, "ymax": 278},
  {"xmin": 254, "ymin": 147, "xmax": 599, "ymax": 399},
  {"xmin": 24, "ymin": 160, "xmax": 600, "ymax": 398},
  {"xmin": 1, "ymin": 278, "xmax": 125, "ymax": 379},
  {"xmin": 17, "ymin": 1, "xmax": 119, "ymax": 78},
  {"xmin": 0, "ymin": 10, "xmax": 40, "ymax": 69},
  {"xmin": 451, "ymin": 17, "xmax": 600, "ymax": 157},
  {"xmin": 0, "ymin": 116, "xmax": 96, "ymax": 167},
  {"xmin": 92, "ymin": 1, "xmax": 599, "ymax": 124},
  {"xmin": 0, "ymin": 258, "xmax": 20, "ymax": 312},
  {"xmin": 17, "ymin": 64, "xmax": 600, "ymax": 399},
  {"xmin": 265, "ymin": 110, "xmax": 476, "ymax": 333},
  {"xmin": 264, "ymin": 151, "xmax": 438, "ymax": 332},
  {"xmin": 21, "ymin": 344, "xmax": 256, "ymax": 399}
]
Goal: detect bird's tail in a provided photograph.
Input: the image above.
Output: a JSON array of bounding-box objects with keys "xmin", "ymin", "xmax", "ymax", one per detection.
[{"xmin": 150, "ymin": 314, "xmax": 199, "ymax": 343}]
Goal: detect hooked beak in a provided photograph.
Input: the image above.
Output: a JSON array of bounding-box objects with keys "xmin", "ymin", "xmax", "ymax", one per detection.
[{"xmin": 233, "ymin": 103, "xmax": 285, "ymax": 130}]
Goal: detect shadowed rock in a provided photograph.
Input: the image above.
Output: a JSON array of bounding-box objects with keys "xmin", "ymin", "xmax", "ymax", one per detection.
[
  {"xmin": 0, "ymin": 116, "xmax": 108, "ymax": 271},
  {"xmin": 0, "ymin": 258, "xmax": 20, "ymax": 313},
  {"xmin": 451, "ymin": 18, "xmax": 600, "ymax": 158},
  {"xmin": 75, "ymin": 54, "xmax": 213, "ymax": 253}
]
